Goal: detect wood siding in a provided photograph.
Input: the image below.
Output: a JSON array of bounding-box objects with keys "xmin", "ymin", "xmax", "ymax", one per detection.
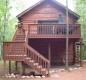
[
  {"xmin": 20, "ymin": 2, "xmax": 76, "ymax": 30},
  {"xmin": 29, "ymin": 39, "xmax": 78, "ymax": 65},
  {"xmin": 28, "ymin": 24, "xmax": 81, "ymax": 38},
  {"xmin": 21, "ymin": 3, "xmax": 74, "ymax": 23},
  {"xmin": 3, "ymin": 0, "xmax": 81, "ymax": 66}
]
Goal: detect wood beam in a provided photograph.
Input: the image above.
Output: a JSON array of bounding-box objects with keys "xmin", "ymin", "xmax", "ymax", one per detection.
[
  {"xmin": 22, "ymin": 62, "xmax": 25, "ymax": 75},
  {"xmin": 48, "ymin": 43, "xmax": 51, "ymax": 77},
  {"xmin": 80, "ymin": 41, "xmax": 83, "ymax": 67},
  {"xmin": 15, "ymin": 61, "xmax": 17, "ymax": 72},
  {"xmin": 48, "ymin": 43, "xmax": 51, "ymax": 65},
  {"xmin": 4, "ymin": 60, "xmax": 6, "ymax": 76},
  {"xmin": 9, "ymin": 61, "xmax": 11, "ymax": 74},
  {"xmin": 20, "ymin": 62, "xmax": 23, "ymax": 76}
]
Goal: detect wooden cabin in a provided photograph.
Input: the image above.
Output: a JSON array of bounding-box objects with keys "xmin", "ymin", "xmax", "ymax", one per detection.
[{"xmin": 3, "ymin": 0, "xmax": 83, "ymax": 77}]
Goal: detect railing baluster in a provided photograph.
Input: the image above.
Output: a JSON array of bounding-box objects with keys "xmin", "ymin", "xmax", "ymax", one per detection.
[{"xmin": 28, "ymin": 24, "xmax": 80, "ymax": 38}]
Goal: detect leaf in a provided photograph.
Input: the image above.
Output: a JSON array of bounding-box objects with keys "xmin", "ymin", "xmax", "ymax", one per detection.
[{"xmin": 74, "ymin": 0, "xmax": 86, "ymax": 59}]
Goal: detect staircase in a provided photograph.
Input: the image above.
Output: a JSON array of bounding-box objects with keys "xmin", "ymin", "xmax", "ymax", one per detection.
[
  {"xmin": 12, "ymin": 27, "xmax": 25, "ymax": 42},
  {"xmin": 15, "ymin": 34, "xmax": 25, "ymax": 42},
  {"xmin": 75, "ymin": 42, "xmax": 80, "ymax": 63},
  {"xmin": 3, "ymin": 27, "xmax": 50, "ymax": 76},
  {"xmin": 24, "ymin": 43, "xmax": 50, "ymax": 76}
]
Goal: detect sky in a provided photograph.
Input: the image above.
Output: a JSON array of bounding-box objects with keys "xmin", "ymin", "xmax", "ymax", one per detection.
[{"xmin": 10, "ymin": 0, "xmax": 74, "ymax": 17}]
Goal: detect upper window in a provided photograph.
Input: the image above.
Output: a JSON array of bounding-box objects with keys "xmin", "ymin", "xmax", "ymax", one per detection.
[{"xmin": 38, "ymin": 20, "xmax": 58, "ymax": 24}]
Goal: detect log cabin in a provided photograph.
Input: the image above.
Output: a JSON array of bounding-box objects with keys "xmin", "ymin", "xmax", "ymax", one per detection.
[{"xmin": 3, "ymin": 0, "xmax": 83, "ymax": 77}]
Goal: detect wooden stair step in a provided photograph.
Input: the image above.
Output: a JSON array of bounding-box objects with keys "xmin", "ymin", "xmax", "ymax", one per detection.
[
  {"xmin": 37, "ymin": 65, "xmax": 42, "ymax": 68},
  {"xmin": 45, "ymin": 70, "xmax": 49, "ymax": 74},
  {"xmin": 16, "ymin": 37, "xmax": 24, "ymax": 38},
  {"xmin": 25, "ymin": 57, "xmax": 31, "ymax": 60},
  {"xmin": 15, "ymin": 38, "xmax": 25, "ymax": 39},
  {"xmin": 23, "ymin": 43, "xmax": 50, "ymax": 76},
  {"xmin": 41, "ymin": 68, "xmax": 46, "ymax": 71},
  {"xmin": 33, "ymin": 63, "xmax": 38, "ymax": 65},
  {"xmin": 7, "ymin": 54, "xmax": 26, "ymax": 56},
  {"xmin": 15, "ymin": 39, "xmax": 25, "ymax": 40},
  {"xmin": 29, "ymin": 60, "xmax": 34, "ymax": 62}
]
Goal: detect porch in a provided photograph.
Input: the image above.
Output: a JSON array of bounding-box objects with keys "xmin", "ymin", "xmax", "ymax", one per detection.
[{"xmin": 28, "ymin": 24, "xmax": 81, "ymax": 38}]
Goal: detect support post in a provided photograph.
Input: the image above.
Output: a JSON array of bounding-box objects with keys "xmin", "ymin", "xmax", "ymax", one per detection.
[
  {"xmin": 65, "ymin": 0, "xmax": 69, "ymax": 70},
  {"xmin": 15, "ymin": 61, "xmax": 17, "ymax": 72},
  {"xmin": 80, "ymin": 41, "xmax": 83, "ymax": 67},
  {"xmin": 25, "ymin": 30, "xmax": 28, "ymax": 42},
  {"xmin": 9, "ymin": 61, "xmax": 11, "ymax": 74},
  {"xmin": 22, "ymin": 62, "xmax": 25, "ymax": 75},
  {"xmin": 47, "ymin": 61, "xmax": 50, "ymax": 77},
  {"xmin": 48, "ymin": 43, "xmax": 51, "ymax": 77},
  {"xmin": 48, "ymin": 43, "xmax": 51, "ymax": 66},
  {"xmin": 20, "ymin": 62, "xmax": 23, "ymax": 76},
  {"xmin": 4, "ymin": 60, "xmax": 6, "ymax": 76}
]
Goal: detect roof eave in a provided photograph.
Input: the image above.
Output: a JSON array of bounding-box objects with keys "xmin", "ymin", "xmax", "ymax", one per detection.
[
  {"xmin": 16, "ymin": 0, "xmax": 80, "ymax": 20},
  {"xmin": 16, "ymin": 0, "xmax": 45, "ymax": 19},
  {"xmin": 52, "ymin": 0, "xmax": 80, "ymax": 19}
]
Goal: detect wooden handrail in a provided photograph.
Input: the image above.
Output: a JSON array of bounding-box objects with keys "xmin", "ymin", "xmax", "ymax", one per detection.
[
  {"xmin": 3, "ymin": 42, "xmax": 50, "ymax": 62},
  {"xmin": 12, "ymin": 26, "xmax": 25, "ymax": 42},
  {"xmin": 24, "ymin": 42, "xmax": 50, "ymax": 76},
  {"xmin": 28, "ymin": 24, "xmax": 81, "ymax": 38},
  {"xmin": 3, "ymin": 42, "xmax": 26, "ymax": 60},
  {"xmin": 3, "ymin": 41, "xmax": 50, "ymax": 76},
  {"xmin": 24, "ymin": 42, "xmax": 49, "ymax": 63},
  {"xmin": 28, "ymin": 23, "xmax": 80, "ymax": 26}
]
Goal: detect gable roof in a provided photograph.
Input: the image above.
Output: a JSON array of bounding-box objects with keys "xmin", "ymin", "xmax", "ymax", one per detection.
[{"xmin": 17, "ymin": 0, "xmax": 80, "ymax": 20}]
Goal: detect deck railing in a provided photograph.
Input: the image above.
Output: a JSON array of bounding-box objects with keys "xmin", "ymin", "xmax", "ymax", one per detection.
[
  {"xmin": 3, "ymin": 42, "xmax": 50, "ymax": 76},
  {"xmin": 28, "ymin": 24, "xmax": 81, "ymax": 38},
  {"xmin": 3, "ymin": 42, "xmax": 26, "ymax": 61},
  {"xmin": 24, "ymin": 43, "xmax": 50, "ymax": 76}
]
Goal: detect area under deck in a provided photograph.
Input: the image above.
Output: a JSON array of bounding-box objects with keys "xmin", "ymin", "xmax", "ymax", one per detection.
[{"xmin": 28, "ymin": 38, "xmax": 79, "ymax": 65}]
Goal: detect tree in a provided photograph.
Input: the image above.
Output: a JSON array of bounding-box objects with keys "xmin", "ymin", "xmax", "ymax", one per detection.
[
  {"xmin": 74, "ymin": 0, "xmax": 86, "ymax": 59},
  {"xmin": 0, "ymin": 0, "xmax": 17, "ymax": 58},
  {"xmin": 0, "ymin": 0, "xmax": 8, "ymax": 58}
]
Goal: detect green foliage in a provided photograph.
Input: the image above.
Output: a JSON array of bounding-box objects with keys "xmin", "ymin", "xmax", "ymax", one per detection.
[
  {"xmin": 0, "ymin": 0, "xmax": 18, "ymax": 58},
  {"xmin": 4, "ymin": 18, "xmax": 18, "ymax": 41},
  {"xmin": 74, "ymin": 0, "xmax": 86, "ymax": 59}
]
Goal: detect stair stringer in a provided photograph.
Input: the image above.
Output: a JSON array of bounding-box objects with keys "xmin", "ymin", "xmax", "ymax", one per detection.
[{"xmin": 24, "ymin": 43, "xmax": 50, "ymax": 77}]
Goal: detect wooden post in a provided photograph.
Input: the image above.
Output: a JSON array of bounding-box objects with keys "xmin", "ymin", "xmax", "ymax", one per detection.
[
  {"xmin": 22, "ymin": 62, "xmax": 25, "ymax": 75},
  {"xmin": 47, "ymin": 61, "xmax": 50, "ymax": 77},
  {"xmin": 4, "ymin": 60, "xmax": 6, "ymax": 76},
  {"xmin": 25, "ymin": 30, "xmax": 28, "ymax": 42},
  {"xmin": 80, "ymin": 42, "xmax": 83, "ymax": 67},
  {"xmin": 48, "ymin": 43, "xmax": 51, "ymax": 77},
  {"xmin": 9, "ymin": 61, "xmax": 11, "ymax": 74},
  {"xmin": 15, "ymin": 61, "xmax": 17, "ymax": 72},
  {"xmin": 20, "ymin": 62, "xmax": 23, "ymax": 76},
  {"xmin": 65, "ymin": 0, "xmax": 69, "ymax": 70},
  {"xmin": 48, "ymin": 43, "xmax": 51, "ymax": 66}
]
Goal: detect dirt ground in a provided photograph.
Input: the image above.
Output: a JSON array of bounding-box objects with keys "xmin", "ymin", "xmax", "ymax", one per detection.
[{"xmin": 0, "ymin": 60, "xmax": 86, "ymax": 80}]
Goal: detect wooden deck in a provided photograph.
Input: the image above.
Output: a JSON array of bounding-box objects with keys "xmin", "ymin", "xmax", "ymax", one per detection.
[
  {"xmin": 28, "ymin": 24, "xmax": 81, "ymax": 38},
  {"xmin": 3, "ymin": 42, "xmax": 26, "ymax": 61},
  {"xmin": 3, "ymin": 42, "xmax": 50, "ymax": 76}
]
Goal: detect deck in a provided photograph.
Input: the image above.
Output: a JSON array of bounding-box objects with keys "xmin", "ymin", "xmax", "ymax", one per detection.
[{"xmin": 28, "ymin": 24, "xmax": 81, "ymax": 38}]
